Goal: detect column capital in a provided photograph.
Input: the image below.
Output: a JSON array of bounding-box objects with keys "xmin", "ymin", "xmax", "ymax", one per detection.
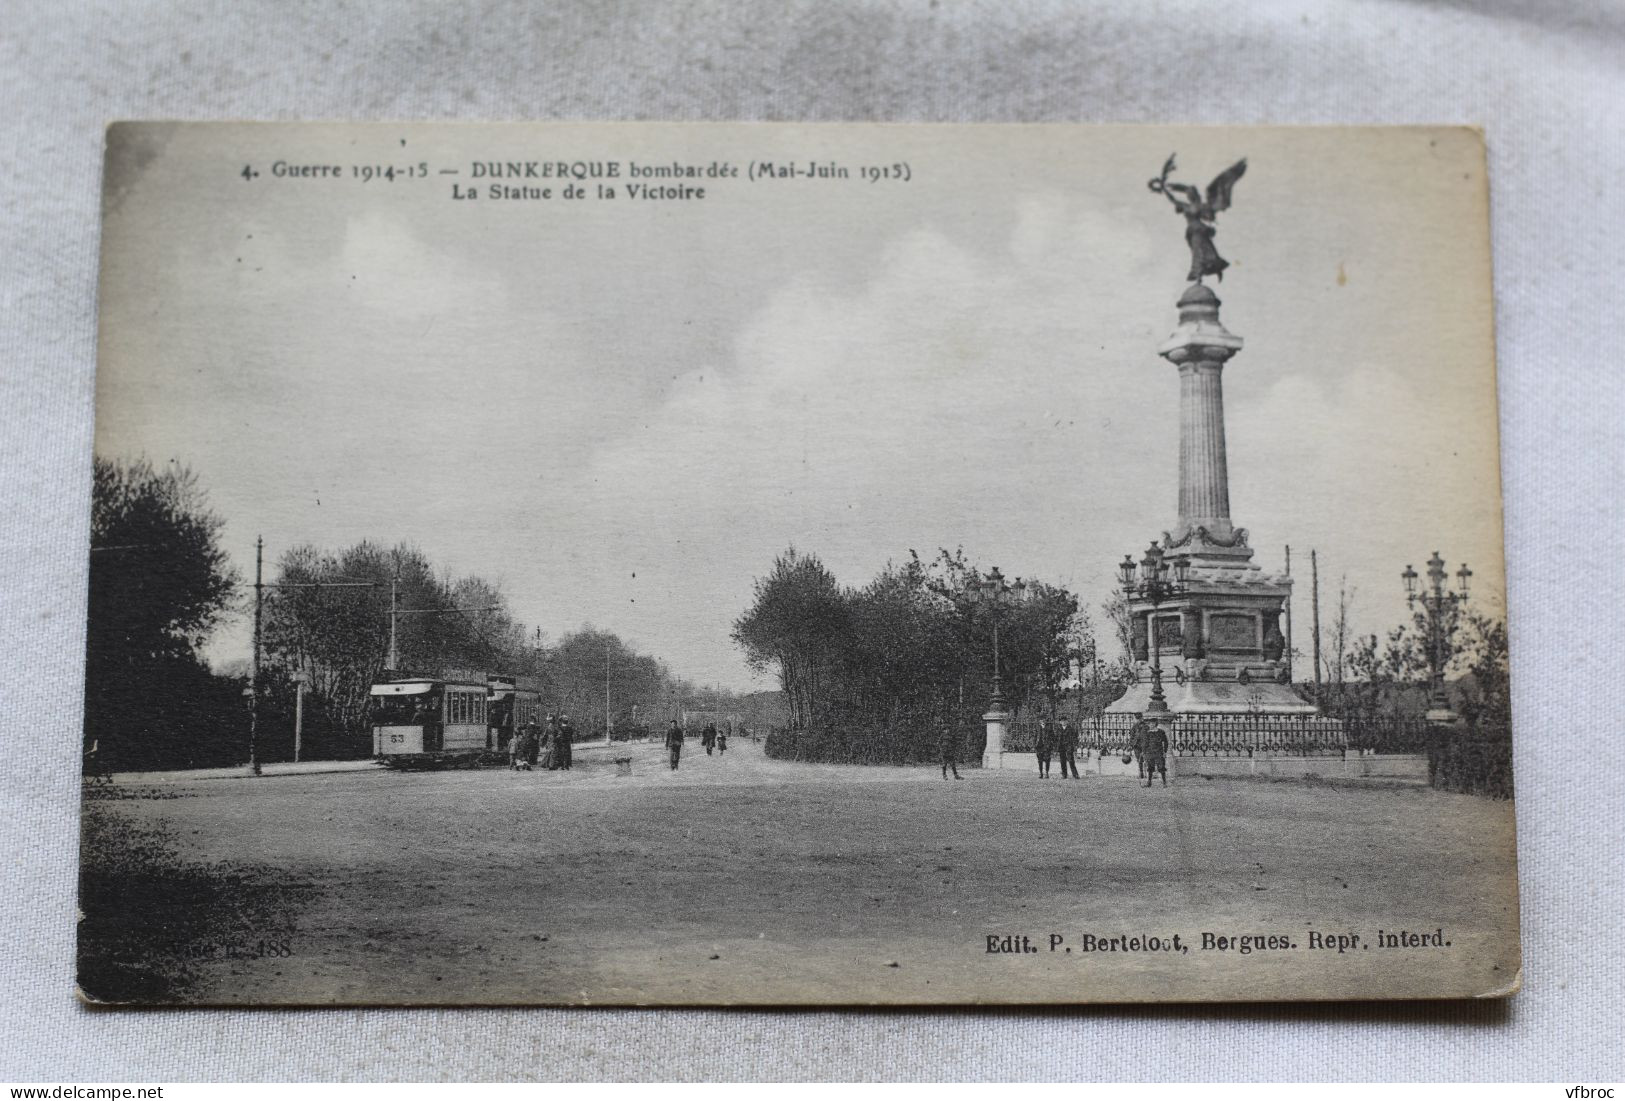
[{"xmin": 1157, "ymin": 282, "xmax": 1243, "ymax": 362}]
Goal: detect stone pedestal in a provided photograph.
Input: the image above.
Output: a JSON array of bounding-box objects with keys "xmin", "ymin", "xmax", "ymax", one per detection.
[
  {"xmin": 982, "ymin": 709, "xmax": 1009, "ymax": 770},
  {"xmin": 1108, "ymin": 282, "xmax": 1320, "ymax": 723}
]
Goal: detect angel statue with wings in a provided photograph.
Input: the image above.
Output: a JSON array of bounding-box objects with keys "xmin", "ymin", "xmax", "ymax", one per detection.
[{"xmin": 1149, "ymin": 155, "xmax": 1248, "ymax": 283}]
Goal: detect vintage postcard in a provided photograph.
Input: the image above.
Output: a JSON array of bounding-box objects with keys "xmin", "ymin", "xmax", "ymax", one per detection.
[{"xmin": 80, "ymin": 122, "xmax": 1517, "ymax": 1005}]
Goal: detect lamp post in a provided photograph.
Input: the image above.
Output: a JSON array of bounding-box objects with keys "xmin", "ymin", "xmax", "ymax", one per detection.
[
  {"xmin": 965, "ymin": 567, "xmax": 1026, "ymax": 769},
  {"xmin": 1403, "ymin": 551, "xmax": 1471, "ymax": 721},
  {"xmin": 1119, "ymin": 541, "xmax": 1189, "ymax": 717},
  {"xmin": 291, "ymin": 669, "xmax": 309, "ymax": 763},
  {"xmin": 965, "ymin": 566, "xmax": 1027, "ymax": 712}
]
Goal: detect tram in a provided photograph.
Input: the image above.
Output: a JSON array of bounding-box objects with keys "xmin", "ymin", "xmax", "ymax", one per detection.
[
  {"xmin": 370, "ymin": 671, "xmax": 545, "ymax": 767},
  {"xmin": 370, "ymin": 674, "xmax": 491, "ymax": 767}
]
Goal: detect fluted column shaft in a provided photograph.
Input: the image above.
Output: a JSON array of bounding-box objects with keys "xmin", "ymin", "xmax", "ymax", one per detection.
[
  {"xmin": 1157, "ymin": 283, "xmax": 1243, "ymax": 541},
  {"xmin": 1178, "ymin": 360, "xmax": 1230, "ymax": 531}
]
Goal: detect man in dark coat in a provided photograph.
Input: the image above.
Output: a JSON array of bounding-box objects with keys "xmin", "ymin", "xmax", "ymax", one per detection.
[
  {"xmin": 1128, "ymin": 719, "xmax": 1148, "ymax": 780},
  {"xmin": 557, "ymin": 714, "xmax": 575, "ymax": 770},
  {"xmin": 1057, "ymin": 718, "xmax": 1081, "ymax": 779},
  {"xmin": 665, "ymin": 719, "xmax": 684, "ymax": 770},
  {"xmin": 1143, "ymin": 722, "xmax": 1170, "ymax": 787},
  {"xmin": 938, "ymin": 723, "xmax": 962, "ymax": 780},
  {"xmin": 701, "ymin": 722, "xmax": 717, "ymax": 755},
  {"xmin": 1035, "ymin": 719, "xmax": 1056, "ymax": 778}
]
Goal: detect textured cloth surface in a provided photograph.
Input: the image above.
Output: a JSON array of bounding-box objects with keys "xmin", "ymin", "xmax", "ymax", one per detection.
[{"xmin": 2, "ymin": 0, "xmax": 1622, "ymax": 1083}]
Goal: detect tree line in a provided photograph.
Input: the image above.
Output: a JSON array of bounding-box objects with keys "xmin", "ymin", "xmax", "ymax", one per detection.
[
  {"xmin": 732, "ymin": 547, "xmax": 1103, "ymax": 763},
  {"xmin": 84, "ymin": 458, "xmax": 722, "ymax": 771}
]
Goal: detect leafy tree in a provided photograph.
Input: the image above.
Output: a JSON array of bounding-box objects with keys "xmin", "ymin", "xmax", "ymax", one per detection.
[
  {"xmin": 85, "ymin": 458, "xmax": 242, "ymax": 769},
  {"xmin": 1454, "ymin": 612, "xmax": 1511, "ymax": 733},
  {"xmin": 731, "ymin": 548, "xmax": 850, "ymax": 730},
  {"xmin": 735, "ymin": 544, "xmax": 1079, "ymax": 761},
  {"xmin": 262, "ymin": 541, "xmax": 531, "ymax": 748},
  {"xmin": 87, "ymin": 458, "xmax": 240, "ymax": 661},
  {"xmin": 540, "ymin": 626, "xmax": 679, "ymax": 735}
]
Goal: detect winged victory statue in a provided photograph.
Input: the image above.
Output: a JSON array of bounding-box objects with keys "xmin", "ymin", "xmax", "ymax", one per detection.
[{"xmin": 1149, "ymin": 155, "xmax": 1248, "ymax": 283}]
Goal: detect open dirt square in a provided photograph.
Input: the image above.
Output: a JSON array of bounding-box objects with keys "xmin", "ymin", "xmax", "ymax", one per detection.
[{"xmin": 79, "ymin": 738, "xmax": 1519, "ymax": 1005}]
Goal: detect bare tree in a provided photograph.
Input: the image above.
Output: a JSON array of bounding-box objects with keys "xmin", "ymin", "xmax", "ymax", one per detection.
[{"xmin": 1328, "ymin": 574, "xmax": 1356, "ymax": 690}]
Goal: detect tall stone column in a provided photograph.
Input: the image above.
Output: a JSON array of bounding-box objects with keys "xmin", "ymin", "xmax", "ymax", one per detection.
[{"xmin": 1158, "ymin": 284, "xmax": 1244, "ymax": 542}]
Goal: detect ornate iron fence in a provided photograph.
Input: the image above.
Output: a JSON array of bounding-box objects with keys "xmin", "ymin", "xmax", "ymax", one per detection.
[
  {"xmin": 1343, "ymin": 716, "xmax": 1433, "ymax": 755},
  {"xmin": 1021, "ymin": 712, "xmax": 1356, "ymax": 758}
]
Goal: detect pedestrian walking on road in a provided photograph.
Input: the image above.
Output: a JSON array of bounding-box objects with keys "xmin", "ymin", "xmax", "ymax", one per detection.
[
  {"xmin": 1058, "ymin": 719, "xmax": 1081, "ymax": 779},
  {"xmin": 701, "ymin": 722, "xmax": 717, "ymax": 756},
  {"xmin": 1143, "ymin": 722, "xmax": 1170, "ymax": 788},
  {"xmin": 1128, "ymin": 719, "xmax": 1148, "ymax": 780},
  {"xmin": 716, "ymin": 726, "xmax": 728, "ymax": 754},
  {"xmin": 939, "ymin": 723, "xmax": 963, "ymax": 780},
  {"xmin": 665, "ymin": 719, "xmax": 685, "ymax": 770}
]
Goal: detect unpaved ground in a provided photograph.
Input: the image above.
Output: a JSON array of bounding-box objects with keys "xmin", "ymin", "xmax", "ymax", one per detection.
[{"xmin": 78, "ymin": 737, "xmax": 1520, "ymax": 1005}]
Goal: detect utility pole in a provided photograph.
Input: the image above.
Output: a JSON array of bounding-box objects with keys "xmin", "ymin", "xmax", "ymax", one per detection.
[
  {"xmin": 250, "ymin": 536, "xmax": 264, "ymax": 776},
  {"xmin": 247, "ymin": 535, "xmax": 376, "ymax": 777},
  {"xmin": 1311, "ymin": 548, "xmax": 1323, "ymax": 702},
  {"xmin": 1284, "ymin": 545, "xmax": 1294, "ymax": 685},
  {"xmin": 604, "ymin": 636, "xmax": 612, "ymax": 746},
  {"xmin": 387, "ymin": 571, "xmax": 400, "ymax": 671}
]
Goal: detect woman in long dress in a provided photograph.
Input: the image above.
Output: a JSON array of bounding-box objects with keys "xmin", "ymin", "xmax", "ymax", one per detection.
[{"xmin": 539, "ymin": 715, "xmax": 559, "ymax": 770}]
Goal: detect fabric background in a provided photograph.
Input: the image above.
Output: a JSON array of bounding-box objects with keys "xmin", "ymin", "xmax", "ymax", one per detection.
[{"xmin": 2, "ymin": 0, "xmax": 1621, "ymax": 1082}]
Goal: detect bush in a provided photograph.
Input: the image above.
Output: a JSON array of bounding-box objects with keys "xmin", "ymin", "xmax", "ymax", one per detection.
[
  {"xmin": 764, "ymin": 714, "xmax": 984, "ymax": 767},
  {"xmin": 1427, "ymin": 718, "xmax": 1514, "ymax": 799}
]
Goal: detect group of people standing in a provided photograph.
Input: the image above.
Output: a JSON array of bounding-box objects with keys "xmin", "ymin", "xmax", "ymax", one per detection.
[
  {"xmin": 510, "ymin": 714, "xmax": 576, "ymax": 772},
  {"xmin": 1033, "ymin": 719, "xmax": 1083, "ymax": 779},
  {"xmin": 665, "ymin": 720, "xmax": 732, "ymax": 770},
  {"xmin": 935, "ymin": 714, "xmax": 1171, "ymax": 787}
]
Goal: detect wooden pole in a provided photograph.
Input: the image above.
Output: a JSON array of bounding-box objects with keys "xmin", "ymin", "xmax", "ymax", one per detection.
[
  {"xmin": 250, "ymin": 535, "xmax": 263, "ymax": 776},
  {"xmin": 387, "ymin": 571, "xmax": 399, "ymax": 671}
]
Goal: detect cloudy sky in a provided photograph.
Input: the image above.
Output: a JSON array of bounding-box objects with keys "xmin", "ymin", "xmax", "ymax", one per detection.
[{"xmin": 95, "ymin": 123, "xmax": 1504, "ymax": 690}]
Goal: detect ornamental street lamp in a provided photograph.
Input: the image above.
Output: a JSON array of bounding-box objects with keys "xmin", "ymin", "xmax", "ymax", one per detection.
[
  {"xmin": 1119, "ymin": 540, "xmax": 1189, "ymax": 716},
  {"xmin": 964, "ymin": 566, "xmax": 1027, "ymax": 713},
  {"xmin": 1403, "ymin": 551, "xmax": 1471, "ymax": 718}
]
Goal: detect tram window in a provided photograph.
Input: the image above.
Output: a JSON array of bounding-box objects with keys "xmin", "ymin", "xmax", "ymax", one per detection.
[
  {"xmin": 372, "ymin": 692, "xmax": 441, "ymax": 724},
  {"xmin": 446, "ymin": 690, "xmax": 483, "ymax": 725}
]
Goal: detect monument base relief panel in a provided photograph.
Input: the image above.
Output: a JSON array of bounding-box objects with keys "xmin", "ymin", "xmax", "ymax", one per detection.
[{"xmin": 81, "ymin": 122, "xmax": 1515, "ymax": 1006}]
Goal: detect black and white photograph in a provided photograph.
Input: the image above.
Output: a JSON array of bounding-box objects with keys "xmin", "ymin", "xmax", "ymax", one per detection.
[{"xmin": 78, "ymin": 121, "xmax": 1517, "ymax": 1007}]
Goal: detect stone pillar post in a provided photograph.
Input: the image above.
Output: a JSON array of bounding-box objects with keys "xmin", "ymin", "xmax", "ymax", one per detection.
[
  {"xmin": 982, "ymin": 709, "xmax": 1009, "ymax": 770},
  {"xmin": 1158, "ymin": 283, "xmax": 1244, "ymax": 540}
]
